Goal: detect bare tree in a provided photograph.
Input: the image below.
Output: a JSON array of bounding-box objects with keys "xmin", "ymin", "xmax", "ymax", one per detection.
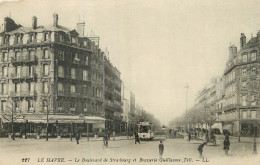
[{"xmin": 1, "ymin": 97, "xmax": 21, "ymax": 140}]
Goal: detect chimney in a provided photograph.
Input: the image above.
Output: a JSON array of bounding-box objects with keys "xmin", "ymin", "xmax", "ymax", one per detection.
[
  {"xmin": 257, "ymin": 31, "xmax": 260, "ymax": 41},
  {"xmin": 77, "ymin": 22, "xmax": 85, "ymax": 37},
  {"xmin": 53, "ymin": 13, "xmax": 58, "ymax": 27},
  {"xmin": 4, "ymin": 17, "xmax": 8, "ymax": 32},
  {"xmin": 3, "ymin": 17, "xmax": 19, "ymax": 32},
  {"xmin": 229, "ymin": 45, "xmax": 237, "ymax": 60},
  {"xmin": 240, "ymin": 33, "xmax": 246, "ymax": 49},
  {"xmin": 32, "ymin": 16, "xmax": 37, "ymax": 29}
]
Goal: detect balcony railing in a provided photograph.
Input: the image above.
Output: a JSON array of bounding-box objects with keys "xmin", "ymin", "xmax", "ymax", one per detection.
[
  {"xmin": 223, "ymin": 104, "xmax": 238, "ymax": 111},
  {"xmin": 0, "ymin": 75, "xmax": 8, "ymax": 80},
  {"xmin": 10, "ymin": 91, "xmax": 37, "ymax": 97},
  {"xmin": 114, "ymin": 116, "xmax": 123, "ymax": 121},
  {"xmin": 106, "ymin": 100, "xmax": 114, "ymax": 107},
  {"xmin": 11, "ymin": 56, "xmax": 37, "ymax": 63},
  {"xmin": 11, "ymin": 73, "xmax": 37, "ymax": 80},
  {"xmin": 70, "ymin": 92, "xmax": 80, "ymax": 97},
  {"xmin": 57, "ymin": 107, "xmax": 64, "ymax": 112},
  {"xmin": 27, "ymin": 108, "xmax": 35, "ymax": 113},
  {"xmin": 58, "ymin": 90, "xmax": 65, "ymax": 96}
]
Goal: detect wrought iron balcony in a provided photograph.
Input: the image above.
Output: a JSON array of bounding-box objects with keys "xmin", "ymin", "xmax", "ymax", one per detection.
[
  {"xmin": 10, "ymin": 91, "xmax": 37, "ymax": 98},
  {"xmin": 10, "ymin": 73, "xmax": 37, "ymax": 80},
  {"xmin": 11, "ymin": 56, "xmax": 37, "ymax": 64}
]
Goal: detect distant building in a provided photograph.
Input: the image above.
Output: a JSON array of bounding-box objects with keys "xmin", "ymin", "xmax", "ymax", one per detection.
[
  {"xmin": 190, "ymin": 31, "xmax": 260, "ymax": 137},
  {"xmin": 104, "ymin": 55, "xmax": 122, "ymax": 133}
]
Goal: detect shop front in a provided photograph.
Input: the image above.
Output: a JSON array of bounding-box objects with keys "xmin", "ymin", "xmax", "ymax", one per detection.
[{"xmin": 0, "ymin": 114, "xmax": 105, "ymax": 138}]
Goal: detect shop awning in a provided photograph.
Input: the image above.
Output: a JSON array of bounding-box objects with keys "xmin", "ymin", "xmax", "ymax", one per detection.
[
  {"xmin": 211, "ymin": 123, "xmax": 222, "ymax": 130},
  {"xmin": 1, "ymin": 114, "xmax": 106, "ymax": 124},
  {"xmin": 223, "ymin": 124, "xmax": 232, "ymax": 133},
  {"xmin": 211, "ymin": 122, "xmax": 223, "ymax": 133}
]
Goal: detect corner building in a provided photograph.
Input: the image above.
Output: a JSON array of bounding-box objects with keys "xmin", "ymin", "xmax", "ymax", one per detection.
[
  {"xmin": 0, "ymin": 14, "xmax": 122, "ymax": 137},
  {"xmin": 217, "ymin": 33, "xmax": 260, "ymax": 137}
]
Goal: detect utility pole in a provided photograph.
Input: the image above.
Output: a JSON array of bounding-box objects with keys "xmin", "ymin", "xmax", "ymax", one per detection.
[
  {"xmin": 11, "ymin": 99, "xmax": 15, "ymax": 140},
  {"xmin": 46, "ymin": 100, "xmax": 49, "ymax": 141},
  {"xmin": 238, "ymin": 109, "xmax": 240, "ymax": 142},
  {"xmin": 184, "ymin": 84, "xmax": 189, "ymax": 133},
  {"xmin": 253, "ymin": 121, "xmax": 257, "ymax": 154}
]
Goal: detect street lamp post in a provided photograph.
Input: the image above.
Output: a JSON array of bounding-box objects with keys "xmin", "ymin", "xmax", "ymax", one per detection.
[
  {"xmin": 238, "ymin": 109, "xmax": 240, "ymax": 142},
  {"xmin": 46, "ymin": 100, "xmax": 49, "ymax": 141},
  {"xmin": 253, "ymin": 121, "xmax": 257, "ymax": 154},
  {"xmin": 184, "ymin": 85, "xmax": 189, "ymax": 133}
]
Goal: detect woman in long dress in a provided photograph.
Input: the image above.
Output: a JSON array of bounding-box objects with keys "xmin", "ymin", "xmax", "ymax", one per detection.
[{"xmin": 223, "ymin": 134, "xmax": 230, "ymax": 156}]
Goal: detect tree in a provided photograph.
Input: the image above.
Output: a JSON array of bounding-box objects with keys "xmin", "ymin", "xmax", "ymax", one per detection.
[{"xmin": 1, "ymin": 98, "xmax": 21, "ymax": 140}]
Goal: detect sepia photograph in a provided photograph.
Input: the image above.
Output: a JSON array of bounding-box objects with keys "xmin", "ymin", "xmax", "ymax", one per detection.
[{"xmin": 0, "ymin": 0, "xmax": 259, "ymax": 164}]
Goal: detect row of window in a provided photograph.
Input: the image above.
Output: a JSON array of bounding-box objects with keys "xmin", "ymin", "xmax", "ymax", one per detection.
[
  {"xmin": 225, "ymin": 84, "xmax": 236, "ymax": 96},
  {"xmin": 224, "ymin": 96, "xmax": 236, "ymax": 107},
  {"xmin": 58, "ymin": 66, "xmax": 91, "ymax": 81},
  {"xmin": 1, "ymin": 49, "xmax": 91, "ymax": 66},
  {"xmin": 1, "ymin": 65, "xmax": 48, "ymax": 77},
  {"xmin": 0, "ymin": 100, "xmax": 102, "ymax": 113},
  {"xmin": 217, "ymin": 110, "xmax": 257, "ymax": 120},
  {"xmin": 0, "ymin": 82, "xmax": 36, "ymax": 94},
  {"xmin": 226, "ymin": 71, "xmax": 235, "ymax": 84},
  {"xmin": 1, "ymin": 32, "xmax": 94, "ymax": 50},
  {"xmin": 242, "ymin": 52, "xmax": 257, "ymax": 63},
  {"xmin": 241, "ymin": 67, "xmax": 257, "ymax": 77},
  {"xmin": 1, "ymin": 49, "xmax": 50, "ymax": 62},
  {"xmin": 1, "ymin": 100, "xmax": 34, "ymax": 112},
  {"xmin": 242, "ymin": 110, "xmax": 257, "ymax": 119}
]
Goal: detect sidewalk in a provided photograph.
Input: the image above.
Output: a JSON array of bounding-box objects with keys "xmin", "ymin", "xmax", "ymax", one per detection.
[
  {"xmin": 0, "ymin": 136, "xmax": 134, "ymax": 142},
  {"xmin": 195, "ymin": 134, "xmax": 260, "ymax": 143}
]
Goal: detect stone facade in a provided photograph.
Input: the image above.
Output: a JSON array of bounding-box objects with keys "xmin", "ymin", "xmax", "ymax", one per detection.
[{"xmin": 0, "ymin": 13, "xmax": 123, "ymax": 136}]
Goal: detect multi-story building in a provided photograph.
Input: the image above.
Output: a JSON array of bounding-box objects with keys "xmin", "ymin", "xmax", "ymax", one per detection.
[
  {"xmin": 0, "ymin": 13, "xmax": 122, "ymax": 137},
  {"xmin": 189, "ymin": 32, "xmax": 260, "ymax": 137},
  {"xmin": 216, "ymin": 33, "xmax": 260, "ymax": 137},
  {"xmin": 194, "ymin": 79, "xmax": 218, "ymax": 130},
  {"xmin": 104, "ymin": 55, "xmax": 122, "ymax": 133}
]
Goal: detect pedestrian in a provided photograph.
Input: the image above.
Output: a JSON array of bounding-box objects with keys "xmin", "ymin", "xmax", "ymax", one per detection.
[
  {"xmin": 75, "ymin": 132, "xmax": 80, "ymax": 145},
  {"xmin": 198, "ymin": 142, "xmax": 207, "ymax": 158},
  {"xmin": 223, "ymin": 134, "xmax": 230, "ymax": 156},
  {"xmin": 103, "ymin": 133, "xmax": 108, "ymax": 148},
  {"xmin": 188, "ymin": 132, "xmax": 191, "ymax": 141},
  {"xmin": 205, "ymin": 132, "xmax": 209, "ymax": 145},
  {"xmin": 113, "ymin": 131, "xmax": 116, "ymax": 140},
  {"xmin": 159, "ymin": 140, "xmax": 164, "ymax": 158},
  {"xmin": 108, "ymin": 130, "xmax": 111, "ymax": 140},
  {"xmin": 134, "ymin": 131, "xmax": 140, "ymax": 144},
  {"xmin": 20, "ymin": 130, "xmax": 23, "ymax": 139},
  {"xmin": 195, "ymin": 131, "xmax": 197, "ymax": 139}
]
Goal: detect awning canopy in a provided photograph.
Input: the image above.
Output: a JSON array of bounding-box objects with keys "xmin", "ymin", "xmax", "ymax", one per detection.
[
  {"xmin": 211, "ymin": 123, "xmax": 222, "ymax": 130},
  {"xmin": 1, "ymin": 114, "xmax": 106, "ymax": 124},
  {"xmin": 211, "ymin": 122, "xmax": 223, "ymax": 133},
  {"xmin": 223, "ymin": 124, "xmax": 232, "ymax": 133}
]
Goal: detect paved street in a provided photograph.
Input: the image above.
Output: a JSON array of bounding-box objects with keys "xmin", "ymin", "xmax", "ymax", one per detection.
[{"xmin": 0, "ymin": 136, "xmax": 259, "ymax": 165}]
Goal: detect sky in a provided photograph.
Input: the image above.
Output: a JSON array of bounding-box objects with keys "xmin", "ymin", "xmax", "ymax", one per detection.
[{"xmin": 0, "ymin": 0, "xmax": 260, "ymax": 125}]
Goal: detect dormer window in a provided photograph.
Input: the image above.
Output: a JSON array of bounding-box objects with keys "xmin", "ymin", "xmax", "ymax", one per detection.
[
  {"xmin": 17, "ymin": 35, "xmax": 20, "ymax": 44},
  {"xmin": 29, "ymin": 34, "xmax": 34, "ymax": 42},
  {"xmin": 242, "ymin": 53, "xmax": 248, "ymax": 62},
  {"xmin": 44, "ymin": 33, "xmax": 48, "ymax": 41},
  {"xmin": 72, "ymin": 37, "xmax": 76, "ymax": 44},
  {"xmin": 59, "ymin": 34, "xmax": 63, "ymax": 41},
  {"xmin": 251, "ymin": 52, "xmax": 257, "ymax": 61}
]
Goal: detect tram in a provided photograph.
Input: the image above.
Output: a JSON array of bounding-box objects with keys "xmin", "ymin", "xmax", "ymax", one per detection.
[{"xmin": 138, "ymin": 122, "xmax": 154, "ymax": 140}]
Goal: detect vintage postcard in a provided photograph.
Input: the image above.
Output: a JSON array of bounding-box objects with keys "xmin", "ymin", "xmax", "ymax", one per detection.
[{"xmin": 0, "ymin": 0, "xmax": 259, "ymax": 165}]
